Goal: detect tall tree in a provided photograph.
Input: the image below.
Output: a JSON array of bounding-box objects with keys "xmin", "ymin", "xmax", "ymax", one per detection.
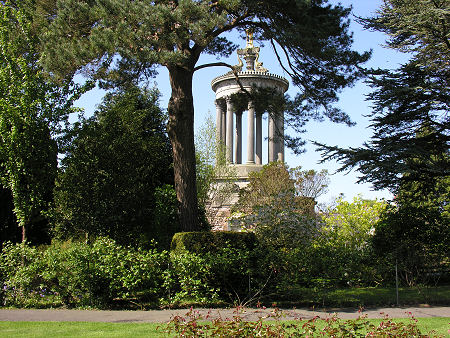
[
  {"xmin": 52, "ymin": 85, "xmax": 175, "ymax": 247},
  {"xmin": 0, "ymin": 0, "xmax": 84, "ymax": 242},
  {"xmin": 40, "ymin": 0, "xmax": 370, "ymax": 230},
  {"xmin": 373, "ymin": 174, "xmax": 449, "ymax": 285},
  {"xmin": 316, "ymin": 0, "xmax": 449, "ymax": 192}
]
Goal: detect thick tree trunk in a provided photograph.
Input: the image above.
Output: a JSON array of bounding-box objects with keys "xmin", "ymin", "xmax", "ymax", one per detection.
[{"xmin": 167, "ymin": 65, "xmax": 200, "ymax": 232}]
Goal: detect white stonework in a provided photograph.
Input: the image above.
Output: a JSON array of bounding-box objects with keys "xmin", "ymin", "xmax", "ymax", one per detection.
[{"xmin": 210, "ymin": 36, "xmax": 289, "ymax": 230}]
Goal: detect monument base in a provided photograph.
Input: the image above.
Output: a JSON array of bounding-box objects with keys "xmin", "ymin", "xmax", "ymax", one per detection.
[{"xmin": 208, "ymin": 164, "xmax": 263, "ymax": 231}]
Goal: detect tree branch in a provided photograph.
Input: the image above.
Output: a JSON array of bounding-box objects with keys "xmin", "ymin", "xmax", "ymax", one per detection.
[
  {"xmin": 193, "ymin": 62, "xmax": 234, "ymax": 72},
  {"xmin": 194, "ymin": 62, "xmax": 252, "ymax": 99}
]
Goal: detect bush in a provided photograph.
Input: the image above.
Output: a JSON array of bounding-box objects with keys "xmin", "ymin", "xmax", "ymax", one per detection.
[
  {"xmin": 163, "ymin": 251, "xmax": 219, "ymax": 305},
  {"xmin": 0, "ymin": 242, "xmax": 46, "ymax": 307},
  {"xmin": 0, "ymin": 239, "xmax": 168, "ymax": 308},
  {"xmin": 165, "ymin": 307, "xmax": 441, "ymax": 337},
  {"xmin": 170, "ymin": 231, "xmax": 256, "ymax": 254},
  {"xmin": 167, "ymin": 233, "xmax": 258, "ymax": 305}
]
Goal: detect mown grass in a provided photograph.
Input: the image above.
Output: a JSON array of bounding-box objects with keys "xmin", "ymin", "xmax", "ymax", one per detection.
[
  {"xmin": 270, "ymin": 285, "xmax": 450, "ymax": 308},
  {"xmin": 0, "ymin": 317, "xmax": 448, "ymax": 337},
  {"xmin": 0, "ymin": 322, "xmax": 164, "ymax": 338}
]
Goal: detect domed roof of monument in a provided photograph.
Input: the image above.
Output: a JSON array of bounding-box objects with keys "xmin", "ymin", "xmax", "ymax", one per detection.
[{"xmin": 211, "ymin": 30, "xmax": 289, "ymax": 95}]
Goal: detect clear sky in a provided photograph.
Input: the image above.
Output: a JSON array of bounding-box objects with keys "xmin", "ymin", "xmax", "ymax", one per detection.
[{"xmin": 74, "ymin": 0, "xmax": 410, "ymax": 205}]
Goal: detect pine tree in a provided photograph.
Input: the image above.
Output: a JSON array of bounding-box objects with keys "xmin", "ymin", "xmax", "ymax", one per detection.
[
  {"xmin": 316, "ymin": 0, "xmax": 449, "ymax": 192},
  {"xmin": 39, "ymin": 0, "xmax": 370, "ymax": 230}
]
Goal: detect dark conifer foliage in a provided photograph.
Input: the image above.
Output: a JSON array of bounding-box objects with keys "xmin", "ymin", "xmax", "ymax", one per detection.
[
  {"xmin": 52, "ymin": 86, "xmax": 175, "ymax": 248},
  {"xmin": 53, "ymin": 86, "xmax": 174, "ymax": 245},
  {"xmin": 317, "ymin": 63, "xmax": 449, "ymax": 191},
  {"xmin": 316, "ymin": 0, "xmax": 449, "ymax": 193},
  {"xmin": 40, "ymin": 0, "xmax": 370, "ymax": 230}
]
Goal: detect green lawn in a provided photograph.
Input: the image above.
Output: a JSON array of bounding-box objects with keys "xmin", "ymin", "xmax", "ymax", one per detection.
[
  {"xmin": 0, "ymin": 317, "xmax": 448, "ymax": 337},
  {"xmin": 271, "ymin": 285, "xmax": 450, "ymax": 308},
  {"xmin": 0, "ymin": 322, "xmax": 164, "ymax": 337}
]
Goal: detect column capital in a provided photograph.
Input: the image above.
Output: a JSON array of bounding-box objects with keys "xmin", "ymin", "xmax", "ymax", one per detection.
[{"xmin": 215, "ymin": 98, "xmax": 225, "ymax": 108}]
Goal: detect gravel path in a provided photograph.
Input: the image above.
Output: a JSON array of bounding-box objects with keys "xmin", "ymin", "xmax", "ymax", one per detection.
[{"xmin": 0, "ymin": 306, "xmax": 449, "ymax": 323}]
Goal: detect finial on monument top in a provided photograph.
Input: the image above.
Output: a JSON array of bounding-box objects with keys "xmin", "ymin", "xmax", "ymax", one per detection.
[
  {"xmin": 233, "ymin": 29, "xmax": 268, "ymax": 73},
  {"xmin": 245, "ymin": 28, "xmax": 254, "ymax": 48}
]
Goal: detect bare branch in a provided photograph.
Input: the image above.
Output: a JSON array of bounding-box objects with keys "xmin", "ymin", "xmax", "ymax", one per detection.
[
  {"xmin": 195, "ymin": 62, "xmax": 252, "ymax": 98},
  {"xmin": 193, "ymin": 62, "xmax": 234, "ymax": 72}
]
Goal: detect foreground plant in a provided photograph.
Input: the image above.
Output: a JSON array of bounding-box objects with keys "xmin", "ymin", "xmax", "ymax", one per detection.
[{"xmin": 164, "ymin": 307, "xmax": 442, "ymax": 337}]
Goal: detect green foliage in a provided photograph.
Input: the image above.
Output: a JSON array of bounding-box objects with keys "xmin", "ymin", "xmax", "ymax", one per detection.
[
  {"xmin": 233, "ymin": 162, "xmax": 295, "ymax": 213},
  {"xmin": 170, "ymin": 231, "xmax": 256, "ymax": 255},
  {"xmin": 362, "ymin": 0, "xmax": 449, "ymax": 72},
  {"xmin": 322, "ymin": 196, "xmax": 387, "ymax": 251},
  {"xmin": 165, "ymin": 307, "xmax": 442, "ymax": 337},
  {"xmin": 153, "ymin": 184, "xmax": 181, "ymax": 249},
  {"xmin": 0, "ymin": 239, "xmax": 168, "ymax": 308},
  {"xmin": 299, "ymin": 197, "xmax": 387, "ymax": 288},
  {"xmin": 163, "ymin": 252, "xmax": 219, "ymax": 305},
  {"xmin": 316, "ymin": 1, "xmax": 449, "ymax": 192},
  {"xmin": 0, "ymin": 239, "xmax": 448, "ymax": 309},
  {"xmin": 41, "ymin": 0, "xmax": 370, "ymax": 231},
  {"xmin": 231, "ymin": 163, "xmax": 326, "ymax": 248},
  {"xmin": 373, "ymin": 175, "xmax": 450, "ymax": 286},
  {"xmin": 195, "ymin": 112, "xmax": 236, "ymax": 223},
  {"xmin": 0, "ymin": 0, "xmax": 86, "ymax": 242},
  {"xmin": 51, "ymin": 85, "xmax": 174, "ymax": 248},
  {"xmin": 0, "ymin": 242, "xmax": 45, "ymax": 307},
  {"xmin": 169, "ymin": 232, "xmax": 257, "ymax": 304}
]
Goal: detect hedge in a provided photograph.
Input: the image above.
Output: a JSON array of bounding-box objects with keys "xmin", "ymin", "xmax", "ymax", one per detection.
[{"xmin": 170, "ymin": 231, "xmax": 256, "ymax": 254}]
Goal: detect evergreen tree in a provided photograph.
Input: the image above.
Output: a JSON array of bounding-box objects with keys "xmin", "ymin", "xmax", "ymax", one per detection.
[
  {"xmin": 316, "ymin": 0, "xmax": 449, "ymax": 192},
  {"xmin": 373, "ymin": 174, "xmax": 449, "ymax": 285},
  {"xmin": 52, "ymin": 85, "xmax": 175, "ymax": 248},
  {"xmin": 40, "ymin": 0, "xmax": 370, "ymax": 230}
]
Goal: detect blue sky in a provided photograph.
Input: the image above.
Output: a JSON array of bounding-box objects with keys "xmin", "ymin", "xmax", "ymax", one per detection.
[{"xmin": 74, "ymin": 0, "xmax": 410, "ymax": 205}]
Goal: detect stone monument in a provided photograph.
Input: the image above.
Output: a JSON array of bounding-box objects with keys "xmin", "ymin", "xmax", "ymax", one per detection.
[{"xmin": 209, "ymin": 32, "xmax": 289, "ymax": 230}]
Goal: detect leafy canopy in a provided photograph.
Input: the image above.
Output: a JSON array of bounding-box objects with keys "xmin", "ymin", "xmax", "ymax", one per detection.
[
  {"xmin": 52, "ymin": 85, "xmax": 174, "ymax": 247},
  {"xmin": 0, "ymin": 0, "xmax": 85, "ymax": 238},
  {"xmin": 39, "ymin": 0, "xmax": 371, "ymax": 231},
  {"xmin": 41, "ymin": 0, "xmax": 371, "ymax": 148},
  {"xmin": 316, "ymin": 0, "xmax": 449, "ymax": 192}
]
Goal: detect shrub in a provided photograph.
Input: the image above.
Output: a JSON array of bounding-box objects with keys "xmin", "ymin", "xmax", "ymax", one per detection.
[
  {"xmin": 0, "ymin": 242, "xmax": 46, "ymax": 307},
  {"xmin": 170, "ymin": 231, "xmax": 256, "ymax": 254},
  {"xmin": 164, "ymin": 307, "xmax": 442, "ymax": 337},
  {"xmin": 163, "ymin": 251, "xmax": 219, "ymax": 305},
  {"xmin": 0, "ymin": 239, "xmax": 168, "ymax": 308}
]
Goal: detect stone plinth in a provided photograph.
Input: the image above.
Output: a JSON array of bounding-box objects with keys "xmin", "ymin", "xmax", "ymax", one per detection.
[{"xmin": 208, "ymin": 164, "xmax": 263, "ymax": 231}]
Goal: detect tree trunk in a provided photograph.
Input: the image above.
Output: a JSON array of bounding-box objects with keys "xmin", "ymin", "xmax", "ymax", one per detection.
[
  {"xmin": 21, "ymin": 225, "xmax": 27, "ymax": 243},
  {"xmin": 167, "ymin": 65, "xmax": 200, "ymax": 232}
]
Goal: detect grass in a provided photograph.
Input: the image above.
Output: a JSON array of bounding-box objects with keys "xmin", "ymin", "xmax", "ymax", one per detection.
[
  {"xmin": 270, "ymin": 285, "xmax": 450, "ymax": 308},
  {"xmin": 0, "ymin": 322, "xmax": 164, "ymax": 337},
  {"xmin": 0, "ymin": 317, "xmax": 448, "ymax": 337}
]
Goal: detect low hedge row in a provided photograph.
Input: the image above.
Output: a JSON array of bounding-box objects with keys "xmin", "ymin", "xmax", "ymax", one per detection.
[
  {"xmin": 170, "ymin": 231, "xmax": 256, "ymax": 254},
  {"xmin": 0, "ymin": 234, "xmax": 257, "ymax": 309}
]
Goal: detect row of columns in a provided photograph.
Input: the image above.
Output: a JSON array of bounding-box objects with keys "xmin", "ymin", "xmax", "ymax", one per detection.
[{"xmin": 215, "ymin": 98, "xmax": 284, "ymax": 165}]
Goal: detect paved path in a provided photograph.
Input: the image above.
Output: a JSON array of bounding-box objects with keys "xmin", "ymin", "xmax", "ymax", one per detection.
[{"xmin": 0, "ymin": 306, "xmax": 449, "ymax": 323}]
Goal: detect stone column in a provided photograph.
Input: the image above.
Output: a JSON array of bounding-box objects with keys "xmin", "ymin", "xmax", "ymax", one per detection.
[
  {"xmin": 268, "ymin": 112, "xmax": 276, "ymax": 162},
  {"xmin": 255, "ymin": 112, "xmax": 262, "ymax": 165},
  {"xmin": 226, "ymin": 97, "xmax": 234, "ymax": 163},
  {"xmin": 235, "ymin": 111, "xmax": 242, "ymax": 164},
  {"xmin": 215, "ymin": 100, "xmax": 223, "ymax": 143},
  {"xmin": 247, "ymin": 101, "xmax": 255, "ymax": 164},
  {"xmin": 221, "ymin": 104, "xmax": 227, "ymax": 146},
  {"xmin": 276, "ymin": 112, "xmax": 284, "ymax": 162}
]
